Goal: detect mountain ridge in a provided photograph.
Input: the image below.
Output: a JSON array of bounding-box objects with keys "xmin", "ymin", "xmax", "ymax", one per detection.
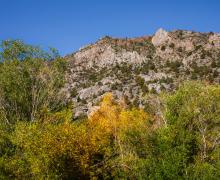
[{"xmin": 63, "ymin": 29, "xmax": 220, "ymax": 118}]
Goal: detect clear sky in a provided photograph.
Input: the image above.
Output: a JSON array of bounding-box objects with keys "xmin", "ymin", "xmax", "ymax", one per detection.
[{"xmin": 1, "ymin": 0, "xmax": 220, "ymax": 55}]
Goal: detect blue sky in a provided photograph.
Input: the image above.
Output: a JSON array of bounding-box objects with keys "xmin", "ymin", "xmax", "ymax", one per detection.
[{"xmin": 1, "ymin": 0, "xmax": 220, "ymax": 55}]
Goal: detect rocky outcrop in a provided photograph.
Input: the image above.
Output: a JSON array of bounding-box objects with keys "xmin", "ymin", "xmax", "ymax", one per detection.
[
  {"xmin": 64, "ymin": 29, "xmax": 220, "ymax": 118},
  {"xmin": 152, "ymin": 28, "xmax": 170, "ymax": 46}
]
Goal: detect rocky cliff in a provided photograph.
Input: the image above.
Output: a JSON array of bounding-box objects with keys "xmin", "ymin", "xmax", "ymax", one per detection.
[{"xmin": 63, "ymin": 29, "xmax": 220, "ymax": 118}]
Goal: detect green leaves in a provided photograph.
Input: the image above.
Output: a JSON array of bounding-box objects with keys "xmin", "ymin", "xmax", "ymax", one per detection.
[
  {"xmin": 160, "ymin": 82, "xmax": 220, "ymax": 179},
  {"xmin": 1, "ymin": 39, "xmax": 220, "ymax": 179},
  {"xmin": 0, "ymin": 40, "xmax": 67, "ymax": 123}
]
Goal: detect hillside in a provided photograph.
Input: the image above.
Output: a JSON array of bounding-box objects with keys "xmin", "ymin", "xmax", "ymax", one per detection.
[
  {"xmin": 1, "ymin": 33, "xmax": 220, "ymax": 179},
  {"xmin": 64, "ymin": 29, "xmax": 220, "ymax": 118}
]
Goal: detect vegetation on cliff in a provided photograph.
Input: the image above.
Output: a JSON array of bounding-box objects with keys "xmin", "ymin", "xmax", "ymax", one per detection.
[{"xmin": 0, "ymin": 40, "xmax": 220, "ymax": 179}]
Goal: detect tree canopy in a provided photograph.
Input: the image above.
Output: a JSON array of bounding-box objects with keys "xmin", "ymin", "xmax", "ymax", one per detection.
[{"xmin": 0, "ymin": 40, "xmax": 220, "ymax": 179}]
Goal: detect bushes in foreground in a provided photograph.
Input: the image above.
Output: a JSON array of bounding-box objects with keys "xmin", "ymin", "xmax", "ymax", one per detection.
[
  {"xmin": 0, "ymin": 40, "xmax": 220, "ymax": 179},
  {"xmin": 149, "ymin": 82, "xmax": 220, "ymax": 179},
  {"xmin": 1, "ymin": 82, "xmax": 220, "ymax": 179},
  {"xmin": 0, "ymin": 93, "xmax": 149, "ymax": 179}
]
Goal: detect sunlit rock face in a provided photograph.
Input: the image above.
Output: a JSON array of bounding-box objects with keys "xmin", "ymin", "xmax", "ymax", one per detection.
[
  {"xmin": 152, "ymin": 28, "xmax": 170, "ymax": 46},
  {"xmin": 64, "ymin": 29, "xmax": 220, "ymax": 118}
]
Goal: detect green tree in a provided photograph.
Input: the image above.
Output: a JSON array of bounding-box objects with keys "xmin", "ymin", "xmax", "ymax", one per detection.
[
  {"xmin": 156, "ymin": 82, "xmax": 220, "ymax": 179},
  {"xmin": 0, "ymin": 40, "xmax": 69, "ymax": 178},
  {"xmin": 0, "ymin": 40, "xmax": 67, "ymax": 123}
]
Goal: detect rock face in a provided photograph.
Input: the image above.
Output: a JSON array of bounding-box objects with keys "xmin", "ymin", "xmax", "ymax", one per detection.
[
  {"xmin": 152, "ymin": 28, "xmax": 169, "ymax": 46},
  {"xmin": 64, "ymin": 29, "xmax": 220, "ymax": 118}
]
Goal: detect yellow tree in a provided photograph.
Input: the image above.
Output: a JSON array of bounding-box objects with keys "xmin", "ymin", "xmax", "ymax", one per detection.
[{"xmin": 88, "ymin": 93, "xmax": 149, "ymax": 178}]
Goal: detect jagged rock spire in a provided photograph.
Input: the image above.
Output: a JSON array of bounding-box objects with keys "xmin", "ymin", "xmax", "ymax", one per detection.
[{"xmin": 152, "ymin": 28, "xmax": 169, "ymax": 46}]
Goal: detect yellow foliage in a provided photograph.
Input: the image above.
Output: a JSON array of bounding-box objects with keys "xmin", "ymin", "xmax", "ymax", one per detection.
[
  {"xmin": 9, "ymin": 93, "xmax": 149, "ymax": 178},
  {"xmin": 88, "ymin": 93, "xmax": 149, "ymax": 175},
  {"xmin": 89, "ymin": 93, "xmax": 148, "ymax": 138}
]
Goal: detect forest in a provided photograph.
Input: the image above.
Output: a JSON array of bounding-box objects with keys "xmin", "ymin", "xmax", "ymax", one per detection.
[{"xmin": 0, "ymin": 40, "xmax": 220, "ymax": 179}]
